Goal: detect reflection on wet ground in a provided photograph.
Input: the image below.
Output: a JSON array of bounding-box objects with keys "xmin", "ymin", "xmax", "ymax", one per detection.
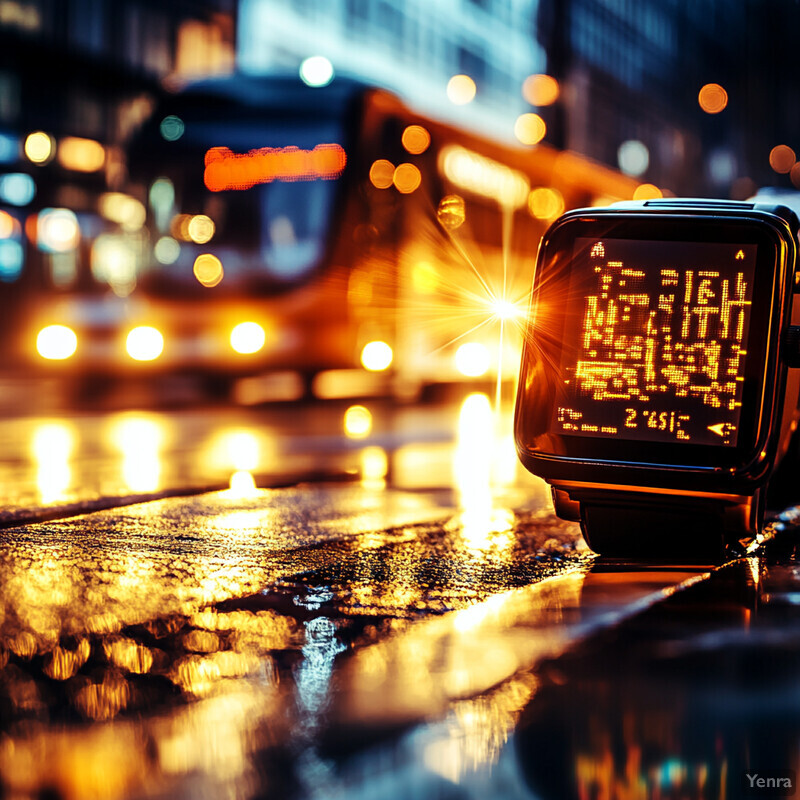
[
  {"xmin": 4, "ymin": 393, "xmax": 797, "ymax": 798},
  {"xmin": 0, "ymin": 478, "xmax": 587, "ymax": 798},
  {"xmin": 310, "ymin": 552, "xmax": 800, "ymax": 800}
]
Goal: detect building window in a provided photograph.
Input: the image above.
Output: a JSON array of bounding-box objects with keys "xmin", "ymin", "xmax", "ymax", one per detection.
[
  {"xmin": 69, "ymin": 0, "xmax": 105, "ymax": 54},
  {"xmin": 458, "ymin": 45, "xmax": 487, "ymax": 87}
]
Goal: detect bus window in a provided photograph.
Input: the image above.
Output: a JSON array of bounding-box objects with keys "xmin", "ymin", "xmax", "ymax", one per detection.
[
  {"xmin": 130, "ymin": 100, "xmax": 349, "ymax": 294},
  {"xmin": 260, "ymin": 178, "xmax": 329, "ymax": 279}
]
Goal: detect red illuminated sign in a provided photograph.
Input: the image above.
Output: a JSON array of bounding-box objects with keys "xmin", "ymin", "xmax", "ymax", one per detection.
[{"xmin": 204, "ymin": 143, "xmax": 347, "ymax": 191}]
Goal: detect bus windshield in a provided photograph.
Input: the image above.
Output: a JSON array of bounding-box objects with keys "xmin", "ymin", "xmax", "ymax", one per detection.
[{"xmin": 130, "ymin": 89, "xmax": 351, "ymax": 295}]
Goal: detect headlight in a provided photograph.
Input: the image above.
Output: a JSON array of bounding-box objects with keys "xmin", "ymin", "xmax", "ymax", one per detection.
[
  {"xmin": 126, "ymin": 326, "xmax": 164, "ymax": 361},
  {"xmin": 37, "ymin": 325, "xmax": 77, "ymax": 360},
  {"xmin": 361, "ymin": 340, "xmax": 393, "ymax": 371},
  {"xmin": 230, "ymin": 322, "xmax": 266, "ymax": 354}
]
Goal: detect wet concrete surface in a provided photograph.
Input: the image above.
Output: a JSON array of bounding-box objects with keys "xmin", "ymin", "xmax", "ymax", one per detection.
[{"xmin": 1, "ymin": 393, "xmax": 800, "ymax": 798}]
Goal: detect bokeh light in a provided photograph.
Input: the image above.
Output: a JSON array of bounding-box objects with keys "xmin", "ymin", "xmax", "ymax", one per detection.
[
  {"xmin": 24, "ymin": 131, "xmax": 55, "ymax": 164},
  {"xmin": 698, "ymin": 83, "xmax": 728, "ymax": 114},
  {"xmin": 0, "ymin": 173, "xmax": 35, "ymax": 206},
  {"xmin": 57, "ymin": 137, "xmax": 105, "ymax": 172},
  {"xmin": 617, "ymin": 140, "xmax": 649, "ymax": 176},
  {"xmin": 154, "ymin": 236, "xmax": 180, "ymax": 265},
  {"xmin": 393, "ymin": 163, "xmax": 422, "ymax": 194},
  {"xmin": 99, "ymin": 193, "xmax": 146, "ymax": 231},
  {"xmin": 361, "ymin": 341, "xmax": 393, "ymax": 371},
  {"xmin": 633, "ymin": 183, "xmax": 663, "ymax": 200},
  {"xmin": 401, "ymin": 125, "xmax": 431, "ymax": 154},
  {"xmin": 447, "ymin": 75, "xmax": 477, "ymax": 105},
  {"xmin": 514, "ymin": 113, "xmax": 546, "ymax": 146},
  {"xmin": 455, "ymin": 342, "xmax": 491, "ymax": 377},
  {"xmin": 160, "ymin": 116, "xmax": 185, "ymax": 142},
  {"xmin": 528, "ymin": 186, "xmax": 565, "ymax": 220},
  {"xmin": 522, "ymin": 74, "xmax": 560, "ymax": 106},
  {"xmin": 36, "ymin": 325, "xmax": 78, "ymax": 360},
  {"xmin": 193, "ymin": 253, "xmax": 224, "ymax": 287},
  {"xmin": 770, "ymin": 144, "xmax": 796, "ymax": 174},
  {"xmin": 300, "ymin": 56, "xmax": 334, "ymax": 87},
  {"xmin": 126, "ymin": 327, "xmax": 164, "ymax": 361},
  {"xmin": 188, "ymin": 214, "xmax": 215, "ymax": 244},
  {"xmin": 437, "ymin": 194, "xmax": 466, "ymax": 230},
  {"xmin": 369, "ymin": 159, "xmax": 395, "ymax": 189},
  {"xmin": 791, "ymin": 163, "xmax": 800, "ymax": 189},
  {"xmin": 344, "ymin": 405, "xmax": 373, "ymax": 438},
  {"xmin": 230, "ymin": 322, "xmax": 266, "ymax": 354},
  {"xmin": 0, "ymin": 209, "xmax": 16, "ymax": 239},
  {"xmin": 37, "ymin": 208, "xmax": 80, "ymax": 253}
]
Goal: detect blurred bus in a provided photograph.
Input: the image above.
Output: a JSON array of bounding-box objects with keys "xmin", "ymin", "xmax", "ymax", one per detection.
[{"xmin": 22, "ymin": 74, "xmax": 638, "ymax": 401}]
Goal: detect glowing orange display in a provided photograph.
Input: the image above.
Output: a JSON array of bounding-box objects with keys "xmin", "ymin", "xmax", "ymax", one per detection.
[
  {"xmin": 203, "ymin": 143, "xmax": 346, "ymax": 191},
  {"xmin": 554, "ymin": 239, "xmax": 755, "ymax": 446}
]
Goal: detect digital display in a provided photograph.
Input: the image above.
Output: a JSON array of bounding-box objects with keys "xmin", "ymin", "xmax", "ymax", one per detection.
[{"xmin": 551, "ymin": 238, "xmax": 757, "ymax": 447}]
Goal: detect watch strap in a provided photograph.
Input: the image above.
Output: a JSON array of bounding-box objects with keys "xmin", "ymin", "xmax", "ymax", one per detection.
[{"xmin": 552, "ymin": 486, "xmax": 761, "ymax": 563}]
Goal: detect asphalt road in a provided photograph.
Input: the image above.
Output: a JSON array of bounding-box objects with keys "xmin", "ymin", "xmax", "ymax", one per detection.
[{"xmin": 1, "ymin": 390, "xmax": 800, "ymax": 799}]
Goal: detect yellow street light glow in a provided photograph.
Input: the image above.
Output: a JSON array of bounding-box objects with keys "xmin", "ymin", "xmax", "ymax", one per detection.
[
  {"xmin": 514, "ymin": 113, "xmax": 546, "ymax": 146},
  {"xmin": 58, "ymin": 137, "xmax": 105, "ymax": 172},
  {"xmin": 522, "ymin": 74, "xmax": 560, "ymax": 106},
  {"xmin": 455, "ymin": 342, "xmax": 490, "ymax": 377},
  {"xmin": 193, "ymin": 253, "xmax": 224, "ymax": 287},
  {"xmin": 230, "ymin": 322, "xmax": 266, "ymax": 354},
  {"xmin": 361, "ymin": 340, "xmax": 393, "ymax": 371},
  {"xmin": 126, "ymin": 326, "xmax": 164, "ymax": 361},
  {"xmin": 25, "ymin": 131, "xmax": 55, "ymax": 164},
  {"xmin": 369, "ymin": 159, "xmax": 395, "ymax": 189},
  {"xmin": 344, "ymin": 405, "xmax": 372, "ymax": 438},
  {"xmin": 37, "ymin": 325, "xmax": 77, "ymax": 360},
  {"xmin": 633, "ymin": 183, "xmax": 663, "ymax": 200},
  {"xmin": 447, "ymin": 74, "xmax": 477, "ymax": 105},
  {"xmin": 393, "ymin": 163, "xmax": 422, "ymax": 194},
  {"xmin": 187, "ymin": 214, "xmax": 215, "ymax": 244},
  {"xmin": 698, "ymin": 83, "xmax": 728, "ymax": 114},
  {"xmin": 401, "ymin": 125, "xmax": 431, "ymax": 154},
  {"xmin": 440, "ymin": 145, "xmax": 529, "ymax": 210}
]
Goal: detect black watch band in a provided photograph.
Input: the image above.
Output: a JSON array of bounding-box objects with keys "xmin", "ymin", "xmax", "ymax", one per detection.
[{"xmin": 550, "ymin": 484, "xmax": 763, "ymax": 563}]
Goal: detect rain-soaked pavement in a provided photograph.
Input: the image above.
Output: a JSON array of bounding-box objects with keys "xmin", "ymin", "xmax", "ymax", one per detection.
[{"xmin": 2, "ymin": 388, "xmax": 800, "ymax": 799}]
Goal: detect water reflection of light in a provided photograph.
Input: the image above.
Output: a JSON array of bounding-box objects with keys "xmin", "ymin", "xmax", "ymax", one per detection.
[
  {"xmin": 205, "ymin": 428, "xmax": 275, "ymax": 488},
  {"xmin": 360, "ymin": 446, "xmax": 388, "ymax": 490},
  {"xmin": 422, "ymin": 676, "xmax": 538, "ymax": 784},
  {"xmin": 109, "ymin": 415, "xmax": 165, "ymax": 493},
  {"xmin": 227, "ymin": 470, "xmax": 257, "ymax": 497},
  {"xmin": 344, "ymin": 405, "xmax": 372, "ymax": 438},
  {"xmin": 32, "ymin": 421, "xmax": 75, "ymax": 503},
  {"xmin": 454, "ymin": 394, "xmax": 515, "ymax": 553},
  {"xmin": 295, "ymin": 616, "xmax": 346, "ymax": 733}
]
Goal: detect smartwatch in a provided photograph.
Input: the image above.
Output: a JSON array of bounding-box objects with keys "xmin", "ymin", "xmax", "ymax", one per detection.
[{"xmin": 514, "ymin": 199, "xmax": 800, "ymax": 562}]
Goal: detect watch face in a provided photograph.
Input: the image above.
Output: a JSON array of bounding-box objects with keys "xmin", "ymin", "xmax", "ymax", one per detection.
[{"xmin": 516, "ymin": 213, "xmax": 787, "ymax": 473}]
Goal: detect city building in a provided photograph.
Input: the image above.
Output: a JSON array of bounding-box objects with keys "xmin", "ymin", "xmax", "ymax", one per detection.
[
  {"xmin": 237, "ymin": 0, "xmax": 545, "ymax": 144},
  {"xmin": 535, "ymin": 0, "xmax": 800, "ymax": 198}
]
